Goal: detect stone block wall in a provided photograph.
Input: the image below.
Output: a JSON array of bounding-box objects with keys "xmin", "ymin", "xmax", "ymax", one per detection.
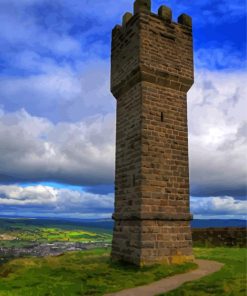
[{"xmin": 192, "ymin": 228, "xmax": 247, "ymax": 248}]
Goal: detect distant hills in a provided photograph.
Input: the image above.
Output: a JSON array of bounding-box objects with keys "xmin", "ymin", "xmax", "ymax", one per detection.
[
  {"xmin": 0, "ymin": 216, "xmax": 246, "ymax": 230},
  {"xmin": 72, "ymin": 218, "xmax": 246, "ymax": 229},
  {"xmin": 191, "ymin": 219, "xmax": 246, "ymax": 228},
  {"xmin": 71, "ymin": 218, "xmax": 246, "ymax": 230}
]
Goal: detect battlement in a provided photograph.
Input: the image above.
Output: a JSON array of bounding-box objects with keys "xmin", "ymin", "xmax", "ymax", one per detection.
[
  {"xmin": 111, "ymin": 1, "xmax": 194, "ymax": 98},
  {"xmin": 114, "ymin": 1, "xmax": 192, "ymax": 31}
]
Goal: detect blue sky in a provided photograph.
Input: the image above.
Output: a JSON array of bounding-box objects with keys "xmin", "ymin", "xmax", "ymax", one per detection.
[{"xmin": 0, "ymin": 0, "xmax": 246, "ymax": 219}]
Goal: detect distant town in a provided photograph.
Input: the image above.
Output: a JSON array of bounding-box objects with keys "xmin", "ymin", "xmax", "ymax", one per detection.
[{"xmin": 0, "ymin": 217, "xmax": 112, "ymax": 264}]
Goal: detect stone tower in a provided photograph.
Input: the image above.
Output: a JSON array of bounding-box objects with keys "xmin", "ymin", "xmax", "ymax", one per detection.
[{"xmin": 111, "ymin": 0, "xmax": 194, "ymax": 266}]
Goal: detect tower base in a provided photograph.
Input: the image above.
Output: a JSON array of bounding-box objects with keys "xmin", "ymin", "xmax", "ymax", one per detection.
[{"xmin": 111, "ymin": 219, "xmax": 194, "ymax": 266}]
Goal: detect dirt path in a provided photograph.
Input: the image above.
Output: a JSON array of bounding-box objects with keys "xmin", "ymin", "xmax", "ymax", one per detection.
[{"xmin": 105, "ymin": 259, "xmax": 224, "ymax": 296}]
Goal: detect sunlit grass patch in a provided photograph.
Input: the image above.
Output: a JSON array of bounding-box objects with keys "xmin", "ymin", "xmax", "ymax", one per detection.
[{"xmin": 0, "ymin": 225, "xmax": 112, "ymax": 244}]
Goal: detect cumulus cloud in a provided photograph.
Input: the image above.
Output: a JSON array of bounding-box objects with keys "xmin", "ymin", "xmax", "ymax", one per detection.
[
  {"xmin": 0, "ymin": 0, "xmax": 246, "ymax": 217},
  {"xmin": 0, "ymin": 68, "xmax": 246, "ymax": 197},
  {"xmin": 1, "ymin": 0, "xmax": 244, "ymax": 74},
  {"xmin": 0, "ymin": 184, "xmax": 246, "ymax": 219},
  {"xmin": 0, "ymin": 58, "xmax": 114, "ymax": 122},
  {"xmin": 191, "ymin": 196, "xmax": 247, "ymax": 218},
  {"xmin": 0, "ymin": 108, "xmax": 115, "ymax": 185},
  {"xmin": 0, "ymin": 184, "xmax": 114, "ymax": 218},
  {"xmin": 188, "ymin": 69, "xmax": 247, "ymax": 197},
  {"xmin": 0, "ymin": 1, "xmax": 82, "ymax": 61},
  {"xmin": 0, "ymin": 0, "xmax": 130, "ymax": 68},
  {"xmin": 0, "ymin": 0, "xmax": 125, "ymax": 124}
]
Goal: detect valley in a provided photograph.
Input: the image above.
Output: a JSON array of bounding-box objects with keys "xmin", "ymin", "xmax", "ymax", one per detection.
[{"xmin": 0, "ymin": 218, "xmax": 112, "ymax": 264}]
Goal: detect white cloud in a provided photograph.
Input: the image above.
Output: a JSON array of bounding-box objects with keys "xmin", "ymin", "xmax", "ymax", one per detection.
[
  {"xmin": 1, "ymin": 184, "xmax": 246, "ymax": 219},
  {"xmin": 0, "ymin": 108, "xmax": 115, "ymax": 185},
  {"xmin": 191, "ymin": 196, "xmax": 247, "ymax": 217},
  {"xmin": 0, "ymin": 184, "xmax": 114, "ymax": 217},
  {"xmin": 0, "ymin": 0, "xmax": 246, "ymax": 202},
  {"xmin": 188, "ymin": 69, "xmax": 247, "ymax": 197},
  {"xmin": 0, "ymin": 58, "xmax": 114, "ymax": 122},
  {"xmin": 0, "ymin": 0, "xmax": 130, "ymax": 59},
  {"xmin": 0, "ymin": 3, "xmax": 81, "ymax": 57},
  {"xmin": 0, "ymin": 68, "xmax": 246, "ymax": 197}
]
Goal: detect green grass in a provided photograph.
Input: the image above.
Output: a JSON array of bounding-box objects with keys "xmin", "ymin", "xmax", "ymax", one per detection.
[
  {"xmin": 0, "ymin": 248, "xmax": 196, "ymax": 296},
  {"xmin": 0, "ymin": 240, "xmax": 34, "ymax": 248},
  {"xmin": 0, "ymin": 248, "xmax": 246, "ymax": 296},
  {"xmin": 157, "ymin": 247, "xmax": 247, "ymax": 296}
]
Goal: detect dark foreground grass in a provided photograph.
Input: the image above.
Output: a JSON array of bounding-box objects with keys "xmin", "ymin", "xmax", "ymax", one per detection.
[
  {"xmin": 158, "ymin": 248, "xmax": 247, "ymax": 296},
  {"xmin": 0, "ymin": 248, "xmax": 196, "ymax": 296}
]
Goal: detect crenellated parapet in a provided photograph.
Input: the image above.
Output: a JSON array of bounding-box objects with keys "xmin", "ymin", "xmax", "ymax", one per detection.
[
  {"xmin": 115, "ymin": 0, "xmax": 192, "ymax": 33},
  {"xmin": 111, "ymin": 0, "xmax": 194, "ymax": 98}
]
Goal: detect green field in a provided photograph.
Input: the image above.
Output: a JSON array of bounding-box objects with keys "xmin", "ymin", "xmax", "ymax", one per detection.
[
  {"xmin": 0, "ymin": 248, "xmax": 246, "ymax": 296},
  {"xmin": 0, "ymin": 218, "xmax": 112, "ymax": 247}
]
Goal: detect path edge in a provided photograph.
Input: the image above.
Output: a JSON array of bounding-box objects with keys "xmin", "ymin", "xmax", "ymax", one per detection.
[{"xmin": 104, "ymin": 259, "xmax": 224, "ymax": 296}]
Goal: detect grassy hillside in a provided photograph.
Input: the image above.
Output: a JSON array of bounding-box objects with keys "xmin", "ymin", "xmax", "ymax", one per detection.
[
  {"xmin": 0, "ymin": 248, "xmax": 196, "ymax": 296},
  {"xmin": 158, "ymin": 247, "xmax": 247, "ymax": 296},
  {"xmin": 0, "ymin": 248, "xmax": 246, "ymax": 296}
]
